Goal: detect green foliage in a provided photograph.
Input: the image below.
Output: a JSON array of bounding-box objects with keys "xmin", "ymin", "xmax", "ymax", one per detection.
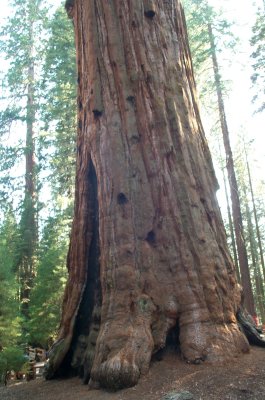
[
  {"xmin": 250, "ymin": 5, "xmax": 265, "ymax": 112},
  {"xmin": 182, "ymin": 0, "xmax": 214, "ymax": 69},
  {"xmin": 27, "ymin": 212, "xmax": 70, "ymax": 348},
  {"xmin": 35, "ymin": 10, "xmax": 76, "ymax": 346},
  {"xmin": 0, "ymin": 0, "xmax": 49, "ymax": 196},
  {"xmin": 0, "ymin": 210, "xmax": 26, "ymax": 383},
  {"xmin": 0, "ymin": 1, "xmax": 75, "ymax": 350},
  {"xmin": 0, "ymin": 107, "xmax": 24, "ymax": 136},
  {"xmin": 0, "ymin": 0, "xmax": 48, "ymax": 116},
  {"xmin": 0, "ymin": 143, "xmax": 24, "ymax": 204},
  {"xmin": 40, "ymin": 5, "xmax": 76, "ymax": 200},
  {"xmin": 0, "ymin": 347, "xmax": 25, "ymax": 383},
  {"xmin": 182, "ymin": 0, "xmax": 236, "ymax": 108},
  {"xmin": 183, "ymin": 0, "xmax": 236, "ymax": 64},
  {"xmin": 0, "ymin": 206, "xmax": 23, "ymax": 366},
  {"xmin": 0, "ymin": 0, "xmax": 51, "ymax": 322}
]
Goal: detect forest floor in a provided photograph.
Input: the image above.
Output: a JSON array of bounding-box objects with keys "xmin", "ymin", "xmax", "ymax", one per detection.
[{"xmin": 1, "ymin": 346, "xmax": 265, "ymax": 400}]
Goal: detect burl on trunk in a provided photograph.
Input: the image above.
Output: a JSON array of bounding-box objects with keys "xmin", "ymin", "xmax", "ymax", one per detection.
[{"xmin": 45, "ymin": 0, "xmax": 249, "ymax": 390}]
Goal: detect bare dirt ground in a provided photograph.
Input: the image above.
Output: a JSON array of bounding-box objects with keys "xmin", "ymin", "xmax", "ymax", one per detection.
[{"xmin": 1, "ymin": 346, "xmax": 265, "ymax": 400}]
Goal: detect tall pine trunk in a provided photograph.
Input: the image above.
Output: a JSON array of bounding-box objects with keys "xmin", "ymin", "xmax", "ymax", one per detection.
[
  {"xmin": 221, "ymin": 164, "xmax": 239, "ymax": 280},
  {"xmin": 244, "ymin": 194, "xmax": 265, "ymax": 322},
  {"xmin": 243, "ymin": 185, "xmax": 264, "ymax": 321},
  {"xmin": 245, "ymin": 148, "xmax": 265, "ymax": 283},
  {"xmin": 19, "ymin": 21, "xmax": 37, "ymax": 318},
  {"xmin": 46, "ymin": 0, "xmax": 249, "ymax": 390},
  {"xmin": 207, "ymin": 22, "xmax": 255, "ymax": 316}
]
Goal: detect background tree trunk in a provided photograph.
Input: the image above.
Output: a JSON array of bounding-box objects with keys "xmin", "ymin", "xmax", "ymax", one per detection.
[
  {"xmin": 244, "ymin": 187, "xmax": 265, "ymax": 322},
  {"xmin": 46, "ymin": 0, "xmax": 249, "ymax": 390},
  {"xmin": 207, "ymin": 22, "xmax": 256, "ymax": 316},
  {"xmin": 19, "ymin": 19, "xmax": 37, "ymax": 319},
  {"xmin": 245, "ymin": 147, "xmax": 265, "ymax": 283},
  {"xmin": 221, "ymin": 164, "xmax": 240, "ymax": 281}
]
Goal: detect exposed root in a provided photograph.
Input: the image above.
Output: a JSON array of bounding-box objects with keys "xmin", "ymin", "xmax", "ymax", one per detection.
[
  {"xmin": 94, "ymin": 355, "xmax": 140, "ymax": 390},
  {"xmin": 87, "ymin": 295, "xmax": 155, "ymax": 390},
  {"xmin": 179, "ymin": 318, "xmax": 249, "ymax": 364}
]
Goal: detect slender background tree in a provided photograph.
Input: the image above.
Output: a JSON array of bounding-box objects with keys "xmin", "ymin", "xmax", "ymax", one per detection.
[{"xmin": 183, "ymin": 0, "xmax": 257, "ymax": 316}]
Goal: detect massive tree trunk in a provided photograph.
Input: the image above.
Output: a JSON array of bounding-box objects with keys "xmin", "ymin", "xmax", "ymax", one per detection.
[{"xmin": 45, "ymin": 0, "xmax": 250, "ymax": 390}]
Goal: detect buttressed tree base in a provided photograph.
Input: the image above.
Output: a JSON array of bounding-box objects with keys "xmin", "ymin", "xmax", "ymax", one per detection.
[{"xmin": 45, "ymin": 0, "xmax": 251, "ymax": 390}]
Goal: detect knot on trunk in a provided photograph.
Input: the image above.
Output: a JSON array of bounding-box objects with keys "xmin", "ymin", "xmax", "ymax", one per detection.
[
  {"xmin": 117, "ymin": 192, "xmax": 128, "ymax": 205},
  {"xmin": 136, "ymin": 295, "xmax": 156, "ymax": 316},
  {"xmin": 145, "ymin": 230, "xmax": 156, "ymax": 246},
  {"xmin": 92, "ymin": 109, "xmax": 103, "ymax": 118},
  {"xmin": 144, "ymin": 0, "xmax": 156, "ymax": 18}
]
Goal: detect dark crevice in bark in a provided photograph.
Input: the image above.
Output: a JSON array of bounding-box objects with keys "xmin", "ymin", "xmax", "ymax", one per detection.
[
  {"xmin": 166, "ymin": 323, "xmax": 180, "ymax": 351},
  {"xmin": 57, "ymin": 159, "xmax": 102, "ymax": 381}
]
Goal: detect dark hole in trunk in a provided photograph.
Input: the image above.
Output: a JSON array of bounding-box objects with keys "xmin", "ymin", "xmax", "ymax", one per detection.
[
  {"xmin": 92, "ymin": 109, "xmax": 103, "ymax": 117},
  {"xmin": 144, "ymin": 10, "xmax": 155, "ymax": 18},
  {"xmin": 166, "ymin": 323, "xmax": 180, "ymax": 350},
  {"xmin": 152, "ymin": 321, "xmax": 180, "ymax": 362},
  {"xmin": 117, "ymin": 192, "xmax": 128, "ymax": 205},
  {"xmin": 145, "ymin": 230, "xmax": 156, "ymax": 246},
  {"xmin": 57, "ymin": 159, "xmax": 102, "ymax": 380}
]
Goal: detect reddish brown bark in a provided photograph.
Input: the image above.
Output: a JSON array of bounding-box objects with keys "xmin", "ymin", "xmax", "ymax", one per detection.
[{"xmin": 46, "ymin": 0, "xmax": 249, "ymax": 390}]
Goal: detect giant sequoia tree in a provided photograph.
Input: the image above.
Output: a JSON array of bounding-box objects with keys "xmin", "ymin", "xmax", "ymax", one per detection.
[{"xmin": 46, "ymin": 0, "xmax": 252, "ymax": 390}]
